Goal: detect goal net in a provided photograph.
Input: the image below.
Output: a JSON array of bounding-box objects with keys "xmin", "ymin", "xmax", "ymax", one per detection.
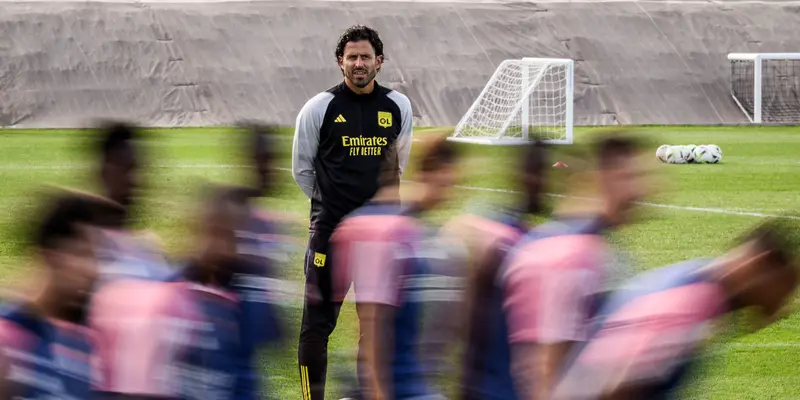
[
  {"xmin": 728, "ymin": 53, "xmax": 800, "ymax": 124},
  {"xmin": 449, "ymin": 58, "xmax": 573, "ymax": 145}
]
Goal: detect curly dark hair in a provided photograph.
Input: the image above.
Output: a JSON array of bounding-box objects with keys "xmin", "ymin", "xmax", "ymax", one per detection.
[{"xmin": 335, "ymin": 25, "xmax": 384, "ymax": 61}]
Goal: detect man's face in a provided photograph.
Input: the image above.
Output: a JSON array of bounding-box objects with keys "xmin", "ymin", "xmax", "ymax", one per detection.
[
  {"xmin": 102, "ymin": 144, "xmax": 139, "ymax": 208},
  {"xmin": 339, "ymin": 40, "xmax": 382, "ymax": 89},
  {"xmin": 49, "ymin": 234, "xmax": 98, "ymax": 315},
  {"xmin": 600, "ymin": 152, "xmax": 650, "ymax": 225}
]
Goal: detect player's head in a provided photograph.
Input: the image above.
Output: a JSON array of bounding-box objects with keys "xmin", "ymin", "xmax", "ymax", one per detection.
[
  {"xmin": 593, "ymin": 133, "xmax": 649, "ymax": 226},
  {"xmin": 336, "ymin": 25, "xmax": 384, "ymax": 91},
  {"xmin": 196, "ymin": 184, "xmax": 255, "ymax": 282},
  {"xmin": 33, "ymin": 191, "xmax": 119, "ymax": 321},
  {"xmin": 241, "ymin": 122, "xmax": 278, "ymax": 196},
  {"xmin": 416, "ymin": 136, "xmax": 460, "ymax": 211},
  {"xmin": 520, "ymin": 140, "xmax": 549, "ymax": 215},
  {"xmin": 96, "ymin": 121, "xmax": 141, "ymax": 211},
  {"xmin": 719, "ymin": 219, "xmax": 799, "ymax": 324}
]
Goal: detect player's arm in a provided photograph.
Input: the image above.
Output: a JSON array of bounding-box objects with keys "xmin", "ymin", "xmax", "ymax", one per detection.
[
  {"xmin": 391, "ymin": 93, "xmax": 414, "ymax": 177},
  {"xmin": 292, "ymin": 94, "xmax": 327, "ymax": 199}
]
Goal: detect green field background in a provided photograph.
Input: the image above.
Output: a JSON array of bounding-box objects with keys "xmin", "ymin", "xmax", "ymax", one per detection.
[{"xmin": 1, "ymin": 126, "xmax": 798, "ymax": 399}]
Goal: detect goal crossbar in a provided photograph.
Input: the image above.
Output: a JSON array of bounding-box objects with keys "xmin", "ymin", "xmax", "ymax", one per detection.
[{"xmin": 450, "ymin": 57, "xmax": 574, "ymax": 145}]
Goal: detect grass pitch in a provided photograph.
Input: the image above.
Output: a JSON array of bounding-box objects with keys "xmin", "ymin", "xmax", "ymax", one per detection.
[{"xmin": 0, "ymin": 126, "xmax": 799, "ymax": 399}]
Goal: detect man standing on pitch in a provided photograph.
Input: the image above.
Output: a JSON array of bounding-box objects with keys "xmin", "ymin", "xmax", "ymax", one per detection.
[{"xmin": 292, "ymin": 25, "xmax": 414, "ymax": 400}]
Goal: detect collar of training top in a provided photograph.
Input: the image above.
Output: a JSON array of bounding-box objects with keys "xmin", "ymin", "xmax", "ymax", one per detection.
[{"xmin": 340, "ymin": 80, "xmax": 384, "ymax": 100}]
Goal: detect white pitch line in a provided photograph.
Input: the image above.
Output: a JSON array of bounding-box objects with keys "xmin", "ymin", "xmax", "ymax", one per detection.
[
  {"xmin": 727, "ymin": 343, "xmax": 800, "ymax": 348},
  {"xmin": 451, "ymin": 183, "xmax": 800, "ymax": 220},
  {"xmin": 1, "ymin": 164, "xmax": 798, "ymax": 220}
]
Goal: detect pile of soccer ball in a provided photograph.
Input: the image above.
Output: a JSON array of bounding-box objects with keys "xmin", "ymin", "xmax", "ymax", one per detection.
[{"xmin": 656, "ymin": 144, "xmax": 722, "ymax": 164}]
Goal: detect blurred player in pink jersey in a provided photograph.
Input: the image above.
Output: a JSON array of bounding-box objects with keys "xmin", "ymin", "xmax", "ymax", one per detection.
[
  {"xmin": 461, "ymin": 133, "xmax": 653, "ymax": 400},
  {"xmin": 329, "ymin": 136, "xmax": 459, "ymax": 400},
  {"xmin": 91, "ymin": 122, "xmax": 290, "ymax": 400},
  {"xmin": 0, "ymin": 191, "xmax": 119, "ymax": 399},
  {"xmin": 89, "ymin": 121, "xmax": 173, "ymax": 286},
  {"xmin": 92, "ymin": 184, "xmax": 270, "ymax": 399},
  {"xmin": 553, "ymin": 218, "xmax": 799, "ymax": 400},
  {"xmin": 428, "ymin": 140, "xmax": 550, "ymax": 386}
]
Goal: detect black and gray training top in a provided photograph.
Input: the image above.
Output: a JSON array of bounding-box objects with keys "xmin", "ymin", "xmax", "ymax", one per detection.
[{"xmin": 291, "ymin": 81, "xmax": 414, "ymax": 233}]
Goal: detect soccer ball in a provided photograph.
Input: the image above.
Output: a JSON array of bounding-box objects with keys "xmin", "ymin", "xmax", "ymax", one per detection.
[
  {"xmin": 666, "ymin": 146, "xmax": 689, "ymax": 164},
  {"xmin": 685, "ymin": 144, "xmax": 697, "ymax": 163},
  {"xmin": 656, "ymin": 145, "xmax": 671, "ymax": 163},
  {"xmin": 707, "ymin": 144, "xmax": 722, "ymax": 162},
  {"xmin": 694, "ymin": 145, "xmax": 721, "ymax": 164}
]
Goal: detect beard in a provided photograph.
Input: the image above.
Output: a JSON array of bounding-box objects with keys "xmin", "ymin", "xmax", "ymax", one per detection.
[{"xmin": 347, "ymin": 67, "xmax": 377, "ymax": 88}]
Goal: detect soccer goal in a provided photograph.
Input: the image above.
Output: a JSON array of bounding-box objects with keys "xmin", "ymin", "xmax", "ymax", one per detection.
[
  {"xmin": 728, "ymin": 53, "xmax": 800, "ymax": 124},
  {"xmin": 449, "ymin": 57, "xmax": 574, "ymax": 145}
]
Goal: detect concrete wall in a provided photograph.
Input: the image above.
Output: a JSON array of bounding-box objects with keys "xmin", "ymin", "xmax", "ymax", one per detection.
[{"xmin": 2, "ymin": 0, "xmax": 799, "ymax": 127}]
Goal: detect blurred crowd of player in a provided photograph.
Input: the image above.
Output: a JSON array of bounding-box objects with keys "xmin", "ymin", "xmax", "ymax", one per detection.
[{"xmin": 1, "ymin": 120, "xmax": 797, "ymax": 400}]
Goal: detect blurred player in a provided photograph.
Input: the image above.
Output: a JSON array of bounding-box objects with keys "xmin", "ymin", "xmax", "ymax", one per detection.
[
  {"xmin": 426, "ymin": 140, "xmax": 551, "ymax": 384},
  {"xmin": 233, "ymin": 123, "xmax": 293, "ymax": 399},
  {"xmin": 91, "ymin": 184, "xmax": 285, "ymax": 399},
  {"xmin": 329, "ymin": 137, "xmax": 459, "ymax": 400},
  {"xmin": 292, "ymin": 24, "xmax": 414, "ymax": 400},
  {"xmin": 461, "ymin": 134, "xmax": 651, "ymax": 400},
  {"xmin": 0, "ymin": 191, "xmax": 119, "ymax": 398},
  {"xmin": 552, "ymin": 218, "xmax": 799, "ymax": 400},
  {"xmin": 90, "ymin": 121, "xmax": 173, "ymax": 285}
]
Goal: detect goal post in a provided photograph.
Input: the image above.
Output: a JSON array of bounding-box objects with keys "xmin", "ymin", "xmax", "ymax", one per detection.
[
  {"xmin": 449, "ymin": 58, "xmax": 574, "ymax": 145},
  {"xmin": 728, "ymin": 53, "xmax": 800, "ymax": 124}
]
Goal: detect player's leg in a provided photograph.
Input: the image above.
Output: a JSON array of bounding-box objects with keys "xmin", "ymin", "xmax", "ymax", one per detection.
[{"xmin": 299, "ymin": 229, "xmax": 342, "ymax": 400}]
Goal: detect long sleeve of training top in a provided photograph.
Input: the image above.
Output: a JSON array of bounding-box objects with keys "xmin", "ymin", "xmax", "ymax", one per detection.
[{"xmin": 291, "ymin": 81, "xmax": 414, "ymax": 232}]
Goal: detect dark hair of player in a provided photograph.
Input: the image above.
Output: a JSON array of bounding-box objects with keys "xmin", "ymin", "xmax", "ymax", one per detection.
[
  {"xmin": 34, "ymin": 191, "xmax": 121, "ymax": 251},
  {"xmin": 96, "ymin": 120, "xmax": 138, "ymax": 165},
  {"xmin": 418, "ymin": 135, "xmax": 459, "ymax": 173},
  {"xmin": 238, "ymin": 121, "xmax": 278, "ymax": 157},
  {"xmin": 594, "ymin": 134, "xmax": 646, "ymax": 170},
  {"xmin": 335, "ymin": 25, "xmax": 385, "ymax": 61},
  {"xmin": 737, "ymin": 218, "xmax": 800, "ymax": 272}
]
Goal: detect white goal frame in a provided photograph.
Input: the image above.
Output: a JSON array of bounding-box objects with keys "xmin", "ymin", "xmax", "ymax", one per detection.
[
  {"xmin": 728, "ymin": 52, "xmax": 800, "ymax": 123},
  {"xmin": 449, "ymin": 57, "xmax": 574, "ymax": 145}
]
